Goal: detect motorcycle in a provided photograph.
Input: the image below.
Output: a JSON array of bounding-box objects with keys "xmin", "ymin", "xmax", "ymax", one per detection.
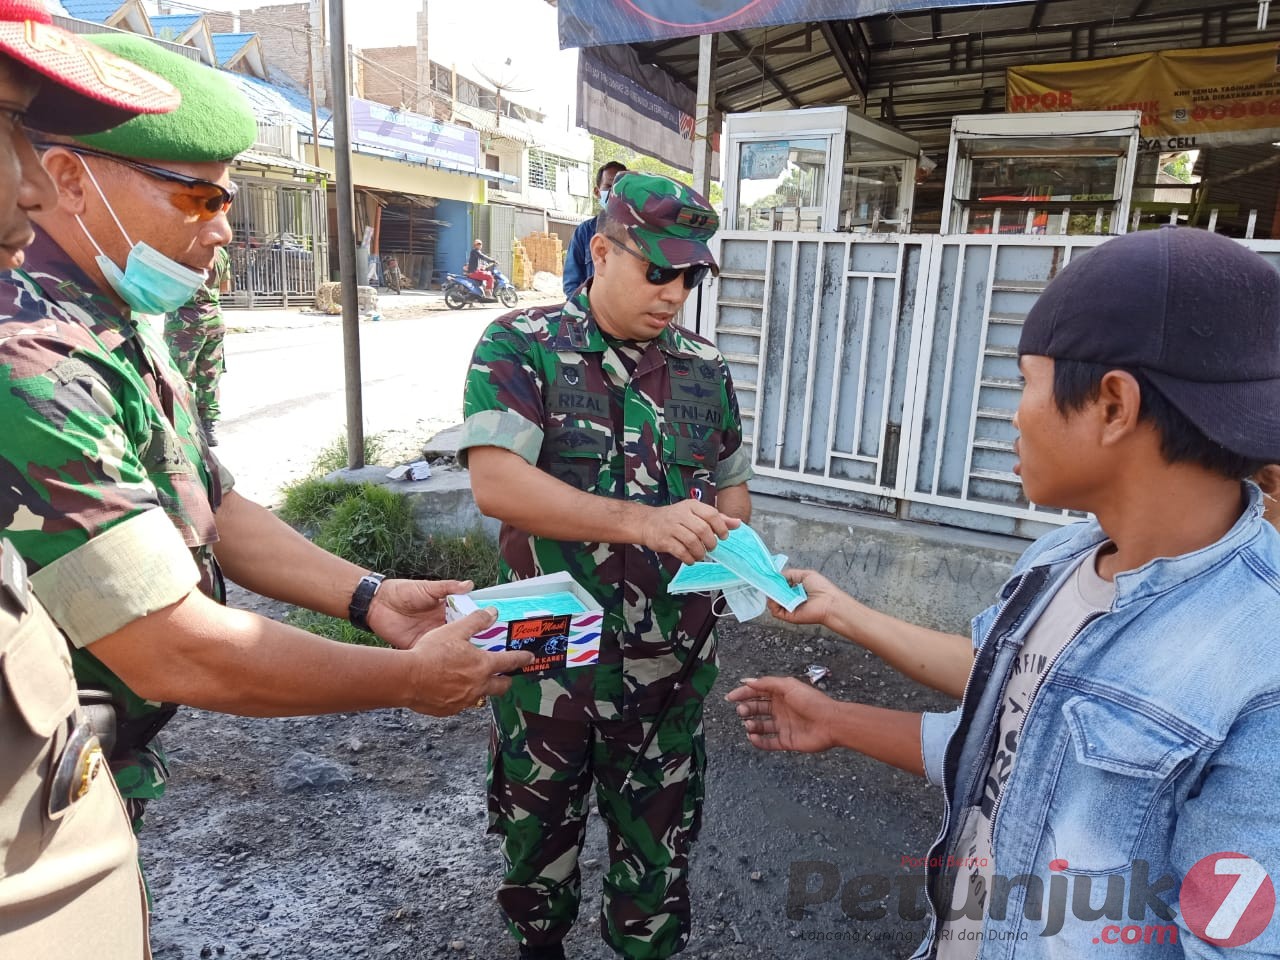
[{"xmin": 443, "ymin": 266, "xmax": 518, "ymax": 309}]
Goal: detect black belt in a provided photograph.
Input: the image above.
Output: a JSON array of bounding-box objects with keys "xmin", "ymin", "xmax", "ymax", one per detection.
[{"xmin": 77, "ymin": 688, "xmax": 177, "ymax": 763}]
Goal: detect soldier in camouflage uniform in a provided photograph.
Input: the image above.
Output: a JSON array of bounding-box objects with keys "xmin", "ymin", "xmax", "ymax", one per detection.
[
  {"xmin": 0, "ymin": 34, "xmax": 530, "ymax": 850},
  {"xmin": 0, "ymin": 3, "xmax": 177, "ymax": 953},
  {"xmin": 460, "ymin": 172, "xmax": 754, "ymax": 960},
  {"xmin": 165, "ymin": 243, "xmax": 232, "ymax": 445}
]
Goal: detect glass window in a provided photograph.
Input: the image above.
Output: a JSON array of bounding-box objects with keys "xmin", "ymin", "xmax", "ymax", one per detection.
[
  {"xmin": 841, "ymin": 162, "xmax": 908, "ymax": 231},
  {"xmin": 950, "ymin": 135, "xmax": 1131, "ymax": 235},
  {"xmin": 734, "ymin": 137, "xmax": 829, "ymax": 231}
]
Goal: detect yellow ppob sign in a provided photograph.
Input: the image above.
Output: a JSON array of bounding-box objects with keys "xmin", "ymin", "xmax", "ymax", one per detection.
[{"xmin": 1007, "ymin": 43, "xmax": 1280, "ymax": 152}]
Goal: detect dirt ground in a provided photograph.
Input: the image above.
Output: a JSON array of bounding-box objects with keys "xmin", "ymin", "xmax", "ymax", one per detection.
[{"xmin": 140, "ymin": 584, "xmax": 957, "ymax": 960}]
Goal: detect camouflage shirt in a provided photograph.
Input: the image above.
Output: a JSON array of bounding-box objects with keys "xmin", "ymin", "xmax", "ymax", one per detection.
[
  {"xmin": 192, "ymin": 244, "xmax": 230, "ymax": 314},
  {"xmin": 459, "ymin": 288, "xmax": 753, "ymax": 720},
  {"xmin": 0, "ymin": 230, "xmax": 228, "ymax": 795}
]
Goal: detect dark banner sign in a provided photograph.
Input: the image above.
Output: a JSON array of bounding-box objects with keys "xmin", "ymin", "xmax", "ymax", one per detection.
[
  {"xmin": 559, "ymin": 0, "xmax": 1021, "ymax": 49},
  {"xmin": 577, "ymin": 45, "xmax": 719, "ymax": 175}
]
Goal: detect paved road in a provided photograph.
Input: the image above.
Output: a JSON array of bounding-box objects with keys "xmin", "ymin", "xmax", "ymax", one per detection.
[{"xmin": 217, "ymin": 307, "xmax": 507, "ymax": 504}]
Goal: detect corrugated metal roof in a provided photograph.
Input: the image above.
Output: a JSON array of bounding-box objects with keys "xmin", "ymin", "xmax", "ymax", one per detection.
[
  {"xmin": 235, "ymin": 148, "xmax": 328, "ymax": 176},
  {"xmin": 622, "ymin": 0, "xmax": 1280, "ymax": 152},
  {"xmin": 226, "ymin": 73, "xmax": 328, "ymax": 132}
]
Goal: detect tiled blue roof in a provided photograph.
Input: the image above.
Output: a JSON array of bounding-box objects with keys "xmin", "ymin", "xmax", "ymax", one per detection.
[
  {"xmin": 212, "ymin": 32, "xmax": 255, "ymax": 66},
  {"xmin": 151, "ymin": 13, "xmax": 201, "ymax": 41},
  {"xmin": 57, "ymin": 1, "xmax": 124, "ymax": 23}
]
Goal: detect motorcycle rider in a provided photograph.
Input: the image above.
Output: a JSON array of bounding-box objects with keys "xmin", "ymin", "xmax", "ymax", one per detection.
[{"xmin": 467, "ymin": 238, "xmax": 499, "ymax": 298}]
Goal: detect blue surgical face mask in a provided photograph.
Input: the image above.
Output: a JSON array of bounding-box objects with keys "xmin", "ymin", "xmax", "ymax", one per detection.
[
  {"xmin": 721, "ymin": 582, "xmax": 768, "ymax": 621},
  {"xmin": 599, "ymin": 188, "xmax": 610, "ymax": 210},
  {"xmin": 76, "ymin": 158, "xmax": 208, "ymax": 316},
  {"xmin": 705, "ymin": 523, "xmax": 807, "ymax": 613},
  {"xmin": 668, "ymin": 534, "xmax": 801, "ymax": 622}
]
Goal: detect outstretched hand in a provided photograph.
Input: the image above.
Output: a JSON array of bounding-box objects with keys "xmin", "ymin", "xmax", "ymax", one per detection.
[
  {"xmin": 404, "ymin": 608, "xmax": 533, "ymax": 716},
  {"xmin": 640, "ymin": 500, "xmax": 740, "ymax": 565},
  {"xmin": 725, "ymin": 676, "xmax": 837, "ymax": 753},
  {"xmin": 767, "ymin": 569, "xmax": 843, "ymax": 628},
  {"xmin": 367, "ymin": 578, "xmax": 473, "ymax": 649}
]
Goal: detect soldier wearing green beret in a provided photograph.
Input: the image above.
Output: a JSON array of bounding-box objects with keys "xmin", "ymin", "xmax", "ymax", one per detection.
[
  {"xmin": 0, "ymin": 3, "xmax": 182, "ymax": 955},
  {"xmin": 460, "ymin": 172, "xmax": 754, "ymax": 960},
  {"xmin": 0, "ymin": 32, "xmax": 533, "ymax": 853}
]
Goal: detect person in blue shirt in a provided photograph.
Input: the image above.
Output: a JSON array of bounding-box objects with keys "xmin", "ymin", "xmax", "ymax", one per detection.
[
  {"xmin": 562, "ymin": 161, "xmax": 626, "ymax": 296},
  {"xmin": 729, "ymin": 227, "xmax": 1280, "ymax": 958}
]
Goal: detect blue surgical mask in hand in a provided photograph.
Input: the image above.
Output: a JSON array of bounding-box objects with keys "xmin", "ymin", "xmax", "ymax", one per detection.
[
  {"xmin": 667, "ymin": 523, "xmax": 806, "ymax": 621},
  {"xmin": 721, "ymin": 582, "xmax": 768, "ymax": 621},
  {"xmin": 705, "ymin": 524, "xmax": 807, "ymax": 613}
]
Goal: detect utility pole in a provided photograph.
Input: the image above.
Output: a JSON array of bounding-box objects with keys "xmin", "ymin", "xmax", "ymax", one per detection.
[
  {"xmin": 305, "ymin": 24, "xmax": 323, "ymax": 168},
  {"xmin": 329, "ymin": 0, "xmax": 365, "ymax": 469}
]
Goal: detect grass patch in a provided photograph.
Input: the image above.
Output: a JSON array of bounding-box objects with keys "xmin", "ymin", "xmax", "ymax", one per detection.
[
  {"xmin": 422, "ymin": 529, "xmax": 500, "ymax": 585},
  {"xmin": 314, "ymin": 483, "xmax": 426, "ymax": 578},
  {"xmin": 278, "ymin": 476, "xmax": 361, "ymax": 531},
  {"xmin": 310, "ymin": 432, "xmax": 388, "ymax": 474}
]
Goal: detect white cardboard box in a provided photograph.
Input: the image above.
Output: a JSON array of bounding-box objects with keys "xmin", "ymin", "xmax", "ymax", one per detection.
[{"xmin": 445, "ymin": 571, "xmax": 603, "ymax": 673}]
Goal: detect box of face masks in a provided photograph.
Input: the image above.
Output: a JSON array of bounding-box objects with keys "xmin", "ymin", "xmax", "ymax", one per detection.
[{"xmin": 445, "ymin": 572, "xmax": 603, "ymax": 675}]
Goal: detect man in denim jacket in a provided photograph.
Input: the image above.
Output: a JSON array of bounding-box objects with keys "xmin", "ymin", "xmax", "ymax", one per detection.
[{"xmin": 728, "ymin": 227, "xmax": 1280, "ymax": 958}]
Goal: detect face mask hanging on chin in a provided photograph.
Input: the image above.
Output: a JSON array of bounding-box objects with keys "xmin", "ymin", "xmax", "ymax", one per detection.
[
  {"xmin": 95, "ymin": 244, "xmax": 208, "ymax": 316},
  {"xmin": 75, "ymin": 156, "xmax": 207, "ymax": 316}
]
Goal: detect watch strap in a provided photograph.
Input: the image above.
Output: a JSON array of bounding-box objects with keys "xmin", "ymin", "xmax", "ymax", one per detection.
[{"xmin": 348, "ymin": 573, "xmax": 385, "ymax": 633}]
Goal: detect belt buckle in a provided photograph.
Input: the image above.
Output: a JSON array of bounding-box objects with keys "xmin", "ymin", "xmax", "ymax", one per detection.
[{"xmin": 48, "ymin": 719, "xmax": 105, "ymax": 819}]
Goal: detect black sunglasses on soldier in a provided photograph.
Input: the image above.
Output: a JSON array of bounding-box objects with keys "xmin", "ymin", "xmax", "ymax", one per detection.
[{"xmin": 607, "ymin": 236, "xmax": 710, "ymax": 289}]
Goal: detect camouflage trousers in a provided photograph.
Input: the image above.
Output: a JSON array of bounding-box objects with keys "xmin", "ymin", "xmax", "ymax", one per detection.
[
  {"xmin": 487, "ymin": 695, "xmax": 708, "ymax": 959},
  {"xmin": 164, "ymin": 312, "xmax": 226, "ymax": 422}
]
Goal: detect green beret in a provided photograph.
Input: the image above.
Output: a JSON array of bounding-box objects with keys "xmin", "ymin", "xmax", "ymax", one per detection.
[{"xmin": 71, "ymin": 33, "xmax": 256, "ymax": 163}]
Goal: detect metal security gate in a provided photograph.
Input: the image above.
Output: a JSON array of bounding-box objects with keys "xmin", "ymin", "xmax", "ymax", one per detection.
[
  {"xmin": 899, "ymin": 235, "xmax": 1103, "ymax": 537},
  {"xmin": 226, "ymin": 178, "xmax": 328, "ymax": 309},
  {"xmin": 714, "ymin": 233, "xmax": 927, "ymax": 512}
]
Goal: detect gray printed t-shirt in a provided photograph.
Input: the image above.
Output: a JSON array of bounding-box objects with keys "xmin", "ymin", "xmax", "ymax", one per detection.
[{"xmin": 936, "ymin": 544, "xmax": 1115, "ymax": 959}]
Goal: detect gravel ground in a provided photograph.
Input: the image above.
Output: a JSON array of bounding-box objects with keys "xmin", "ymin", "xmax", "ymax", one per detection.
[{"xmin": 140, "ymin": 585, "xmax": 956, "ymax": 960}]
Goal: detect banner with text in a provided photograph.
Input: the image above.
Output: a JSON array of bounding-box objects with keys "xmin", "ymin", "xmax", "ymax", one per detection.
[
  {"xmin": 1007, "ymin": 43, "xmax": 1280, "ymax": 153},
  {"xmin": 577, "ymin": 45, "xmax": 720, "ymax": 176},
  {"xmin": 558, "ymin": 0, "xmax": 1016, "ymax": 48},
  {"xmin": 350, "ymin": 98, "xmax": 479, "ymax": 171}
]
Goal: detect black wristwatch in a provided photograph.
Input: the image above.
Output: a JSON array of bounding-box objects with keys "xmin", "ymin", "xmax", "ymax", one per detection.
[{"xmin": 348, "ymin": 573, "xmax": 385, "ymax": 632}]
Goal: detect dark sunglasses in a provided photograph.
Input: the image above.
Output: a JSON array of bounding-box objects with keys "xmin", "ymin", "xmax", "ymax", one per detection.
[
  {"xmin": 45, "ymin": 143, "xmax": 237, "ymax": 221},
  {"xmin": 607, "ymin": 236, "xmax": 711, "ymax": 289}
]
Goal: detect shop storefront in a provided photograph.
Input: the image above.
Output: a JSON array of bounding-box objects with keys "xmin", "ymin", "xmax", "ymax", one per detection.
[{"xmin": 334, "ymin": 99, "xmax": 520, "ymax": 289}]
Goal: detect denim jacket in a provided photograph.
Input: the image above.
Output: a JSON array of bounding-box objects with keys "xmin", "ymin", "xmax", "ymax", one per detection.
[{"xmin": 914, "ymin": 485, "xmax": 1280, "ymax": 958}]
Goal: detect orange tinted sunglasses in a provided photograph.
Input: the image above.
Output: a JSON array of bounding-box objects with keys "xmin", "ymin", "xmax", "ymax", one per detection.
[{"xmin": 48, "ymin": 143, "xmax": 237, "ymax": 221}]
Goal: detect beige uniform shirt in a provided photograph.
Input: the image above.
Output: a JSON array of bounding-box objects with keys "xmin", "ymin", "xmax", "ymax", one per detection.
[{"xmin": 0, "ymin": 540, "xmax": 148, "ymax": 958}]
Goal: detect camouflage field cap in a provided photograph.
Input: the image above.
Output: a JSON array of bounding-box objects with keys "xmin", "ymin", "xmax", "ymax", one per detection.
[{"xmin": 605, "ymin": 172, "xmax": 720, "ymax": 274}]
